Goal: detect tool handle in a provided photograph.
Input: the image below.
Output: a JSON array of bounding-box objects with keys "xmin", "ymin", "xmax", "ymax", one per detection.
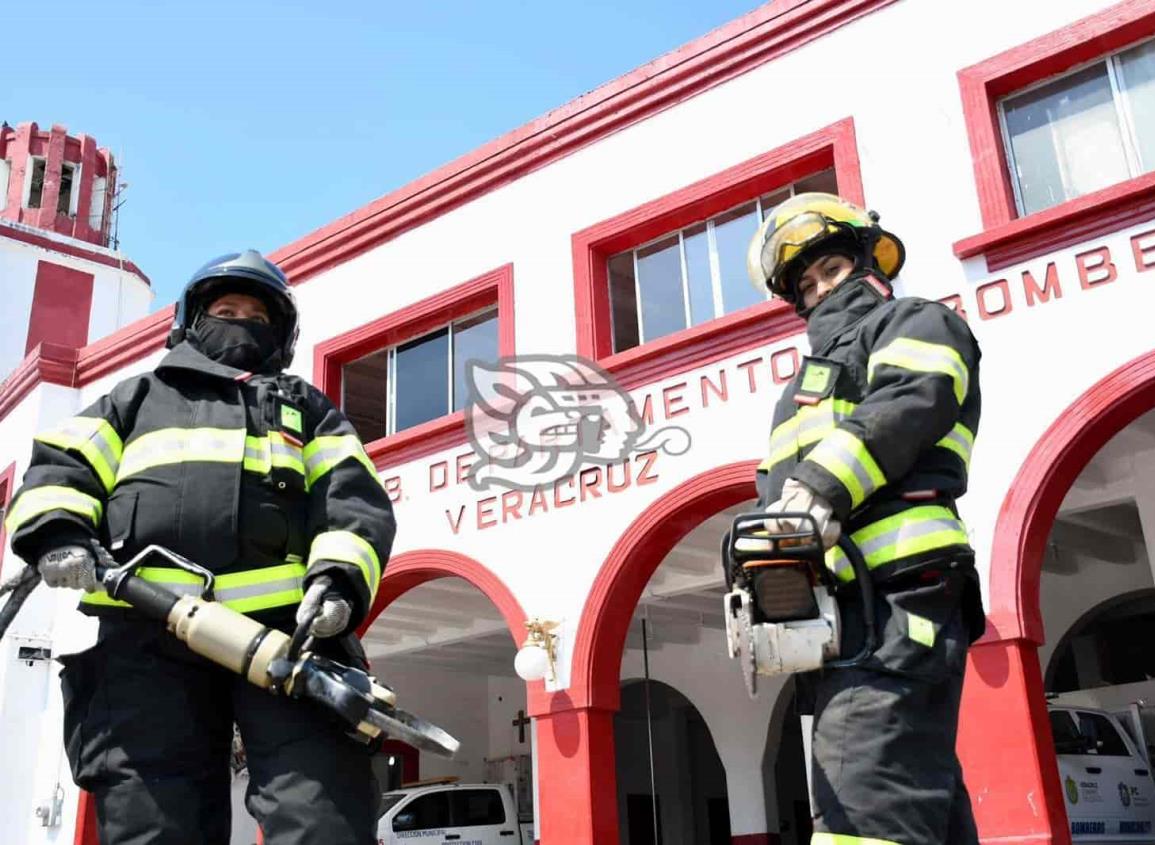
[{"xmin": 825, "ymin": 535, "xmax": 880, "ymax": 669}]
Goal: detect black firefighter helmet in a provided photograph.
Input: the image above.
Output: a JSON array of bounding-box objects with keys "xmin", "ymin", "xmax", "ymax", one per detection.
[{"xmin": 168, "ymin": 250, "xmax": 300, "ymax": 367}]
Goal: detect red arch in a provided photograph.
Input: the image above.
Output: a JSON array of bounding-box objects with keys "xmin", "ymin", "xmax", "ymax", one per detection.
[
  {"xmin": 570, "ymin": 460, "xmax": 758, "ymax": 709},
  {"xmin": 359, "ymin": 548, "xmax": 547, "ymax": 712},
  {"xmin": 987, "ymin": 349, "xmax": 1155, "ymax": 644}
]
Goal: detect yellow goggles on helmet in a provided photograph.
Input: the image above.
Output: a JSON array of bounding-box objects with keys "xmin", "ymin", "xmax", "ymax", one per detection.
[{"xmin": 746, "ymin": 192, "xmax": 905, "ymax": 302}]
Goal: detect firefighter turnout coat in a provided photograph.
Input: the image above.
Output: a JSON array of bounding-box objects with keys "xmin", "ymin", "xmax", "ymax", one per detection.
[
  {"xmin": 5, "ymin": 341, "xmax": 396, "ymax": 632},
  {"xmin": 758, "ymin": 272, "xmax": 981, "ymax": 588}
]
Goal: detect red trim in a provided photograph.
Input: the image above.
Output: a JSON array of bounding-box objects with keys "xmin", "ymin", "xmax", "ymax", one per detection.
[
  {"xmin": 959, "ymin": 640, "xmax": 1070, "ymax": 845},
  {"xmin": 26, "ymin": 262, "xmax": 94, "ymax": 353},
  {"xmin": 74, "ymin": 790, "xmax": 98, "ymax": 845},
  {"xmin": 313, "ymin": 265, "xmax": 514, "ymax": 470},
  {"xmin": 987, "ymin": 347, "xmax": 1155, "ymax": 644},
  {"xmin": 571, "ymin": 118, "xmax": 858, "ymax": 378},
  {"xmin": 0, "ymin": 222, "xmax": 150, "ymax": 285},
  {"xmin": 0, "ymin": 343, "xmax": 78, "ymax": 420},
  {"xmin": 74, "ymin": 308, "xmax": 172, "ymax": 385},
  {"xmin": 268, "ymin": 2, "xmax": 895, "ymax": 284},
  {"xmin": 358, "ymin": 548, "xmax": 545, "ymax": 714},
  {"xmin": 953, "ymin": 0, "xmax": 1155, "ymax": 270},
  {"xmin": 0, "ymin": 462, "xmax": 16, "ymax": 575},
  {"xmin": 569, "ymin": 461, "xmax": 756, "ymax": 711},
  {"xmin": 380, "ymin": 739, "xmax": 420, "ymax": 785}
]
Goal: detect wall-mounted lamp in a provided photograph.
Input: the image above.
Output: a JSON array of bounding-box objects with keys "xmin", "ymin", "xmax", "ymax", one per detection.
[{"xmin": 514, "ymin": 618, "xmax": 560, "ymax": 684}]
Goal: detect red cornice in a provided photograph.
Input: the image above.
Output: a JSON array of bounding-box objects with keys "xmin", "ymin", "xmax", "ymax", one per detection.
[
  {"xmin": 0, "ymin": 223, "xmax": 150, "ymax": 285},
  {"xmin": 74, "ymin": 308, "xmax": 173, "ymax": 385},
  {"xmin": 269, "ymin": 0, "xmax": 895, "ymax": 284},
  {"xmin": 0, "ymin": 342, "xmax": 78, "ymax": 420}
]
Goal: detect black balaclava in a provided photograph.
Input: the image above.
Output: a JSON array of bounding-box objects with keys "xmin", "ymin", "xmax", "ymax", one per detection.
[{"xmin": 187, "ymin": 286, "xmax": 284, "ymax": 373}]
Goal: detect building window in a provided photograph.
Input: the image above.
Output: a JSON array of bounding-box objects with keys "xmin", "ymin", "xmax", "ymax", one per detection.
[
  {"xmin": 58, "ymin": 162, "xmax": 78, "ymax": 216},
  {"xmin": 25, "ymin": 158, "xmax": 46, "ymax": 209},
  {"xmin": 341, "ymin": 308, "xmax": 499, "ymax": 442},
  {"xmin": 606, "ymin": 169, "xmax": 836, "ymax": 353},
  {"xmin": 1000, "ymin": 37, "xmax": 1155, "ymax": 216}
]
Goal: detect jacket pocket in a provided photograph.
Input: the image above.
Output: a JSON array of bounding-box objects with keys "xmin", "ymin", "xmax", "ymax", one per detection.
[
  {"xmin": 58, "ymin": 642, "xmax": 111, "ymax": 789},
  {"xmin": 105, "ymin": 490, "xmax": 138, "ymax": 552}
]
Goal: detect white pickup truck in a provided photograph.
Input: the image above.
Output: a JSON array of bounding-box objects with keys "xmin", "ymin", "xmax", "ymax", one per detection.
[{"xmin": 376, "ymin": 780, "xmax": 534, "ymax": 845}]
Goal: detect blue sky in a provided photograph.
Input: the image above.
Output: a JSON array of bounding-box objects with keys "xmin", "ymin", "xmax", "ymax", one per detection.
[{"xmin": 4, "ymin": 0, "xmax": 760, "ymax": 309}]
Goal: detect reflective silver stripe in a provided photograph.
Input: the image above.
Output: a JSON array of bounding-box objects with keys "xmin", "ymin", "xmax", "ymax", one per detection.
[
  {"xmin": 244, "ymin": 437, "xmax": 271, "ymax": 472},
  {"xmin": 36, "ymin": 417, "xmax": 123, "ymax": 492},
  {"xmin": 308, "ymin": 531, "xmax": 381, "ymax": 597},
  {"xmin": 118, "ymin": 428, "xmax": 246, "ymax": 481},
  {"xmin": 936, "ymin": 423, "xmax": 974, "ymax": 468},
  {"xmin": 303, "ymin": 436, "xmax": 376, "ymax": 487},
  {"xmin": 868, "ymin": 338, "xmax": 969, "ymax": 404},
  {"xmin": 855, "ymin": 516, "xmax": 964, "ymax": 560},
  {"xmin": 216, "ymin": 575, "xmax": 303, "ymax": 603},
  {"xmin": 806, "ymin": 429, "xmax": 885, "ymax": 508},
  {"xmin": 824, "ymin": 506, "xmax": 969, "ymax": 581}
]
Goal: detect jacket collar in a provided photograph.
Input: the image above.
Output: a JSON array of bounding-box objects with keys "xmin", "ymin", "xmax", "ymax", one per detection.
[
  {"xmin": 805, "ymin": 273, "xmax": 892, "ymax": 354},
  {"xmin": 156, "ymin": 341, "xmax": 256, "ymax": 381}
]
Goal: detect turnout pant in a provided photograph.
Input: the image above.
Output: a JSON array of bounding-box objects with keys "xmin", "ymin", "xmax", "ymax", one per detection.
[
  {"xmin": 807, "ymin": 566, "xmax": 982, "ymax": 845},
  {"xmin": 58, "ymin": 618, "xmax": 378, "ymax": 845}
]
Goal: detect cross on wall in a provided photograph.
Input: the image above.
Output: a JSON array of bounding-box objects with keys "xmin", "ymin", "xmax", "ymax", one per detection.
[{"xmin": 512, "ymin": 710, "xmax": 530, "ymax": 744}]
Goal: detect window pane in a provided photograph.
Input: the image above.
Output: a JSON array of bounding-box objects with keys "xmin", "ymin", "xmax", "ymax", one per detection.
[
  {"xmin": 342, "ymin": 348, "xmax": 389, "ymax": 443},
  {"xmin": 452, "ymin": 310, "xmax": 499, "ymax": 411},
  {"xmin": 450, "ymin": 789, "xmax": 506, "ymax": 826},
  {"xmin": 57, "ymin": 163, "xmax": 76, "ymax": 216},
  {"xmin": 1076, "ymin": 712, "xmax": 1130, "ymax": 757},
  {"xmin": 1049, "ymin": 711, "xmax": 1085, "ymax": 754},
  {"xmin": 712, "ymin": 202, "xmax": 763, "ymax": 314},
  {"xmin": 793, "ymin": 167, "xmax": 838, "ymax": 195},
  {"xmin": 760, "ymin": 187, "xmax": 792, "ymax": 219},
  {"xmin": 636, "ymin": 235, "xmax": 686, "ymax": 343},
  {"xmin": 1004, "ymin": 62, "xmax": 1131, "ymax": 215},
  {"xmin": 607, "ymin": 252, "xmax": 640, "ymax": 353},
  {"xmin": 394, "ymin": 328, "xmax": 449, "ymax": 432},
  {"xmin": 27, "ymin": 158, "xmax": 46, "ymax": 209},
  {"xmin": 1118, "ymin": 38, "xmax": 1155, "ymax": 172},
  {"xmin": 682, "ymin": 223, "xmax": 715, "ymax": 326},
  {"xmin": 393, "ymin": 792, "xmax": 450, "ymax": 831}
]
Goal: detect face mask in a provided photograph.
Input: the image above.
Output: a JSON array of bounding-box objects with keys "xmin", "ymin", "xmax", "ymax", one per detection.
[{"xmin": 189, "ymin": 315, "xmax": 282, "ymax": 372}]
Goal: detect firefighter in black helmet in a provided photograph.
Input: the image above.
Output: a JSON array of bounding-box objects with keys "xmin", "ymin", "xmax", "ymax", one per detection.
[
  {"xmin": 744, "ymin": 195, "xmax": 985, "ymax": 845},
  {"xmin": 5, "ymin": 250, "xmax": 395, "ymax": 844}
]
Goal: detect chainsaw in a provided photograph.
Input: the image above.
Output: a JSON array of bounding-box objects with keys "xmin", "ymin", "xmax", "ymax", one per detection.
[
  {"xmin": 0, "ymin": 544, "xmax": 459, "ymax": 758},
  {"xmin": 722, "ymin": 511, "xmax": 879, "ymax": 698}
]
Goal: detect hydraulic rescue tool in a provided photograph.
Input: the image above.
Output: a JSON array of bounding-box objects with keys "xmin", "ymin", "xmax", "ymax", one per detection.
[
  {"xmin": 0, "ymin": 544, "xmax": 459, "ymax": 758},
  {"xmin": 722, "ymin": 511, "xmax": 879, "ymax": 697}
]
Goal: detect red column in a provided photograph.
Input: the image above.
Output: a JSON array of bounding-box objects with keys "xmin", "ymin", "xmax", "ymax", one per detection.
[
  {"xmin": 533, "ymin": 699, "xmax": 619, "ymax": 844},
  {"xmin": 959, "ymin": 638, "xmax": 1071, "ymax": 845}
]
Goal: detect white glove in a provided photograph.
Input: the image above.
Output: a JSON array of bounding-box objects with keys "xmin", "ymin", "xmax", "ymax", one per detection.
[
  {"xmin": 37, "ymin": 544, "xmax": 100, "ymax": 592},
  {"xmin": 296, "ymin": 575, "xmax": 352, "ymax": 638},
  {"xmin": 763, "ymin": 478, "xmax": 842, "ymax": 549}
]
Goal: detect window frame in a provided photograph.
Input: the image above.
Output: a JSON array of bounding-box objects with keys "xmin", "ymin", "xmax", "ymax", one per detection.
[
  {"xmin": 313, "ymin": 264, "xmax": 515, "ymax": 467},
  {"xmin": 0, "ymin": 462, "xmax": 15, "ymax": 571},
  {"xmin": 954, "ymin": 0, "xmax": 1155, "ymax": 271},
  {"xmin": 572, "ymin": 118, "xmax": 862, "ymax": 383}
]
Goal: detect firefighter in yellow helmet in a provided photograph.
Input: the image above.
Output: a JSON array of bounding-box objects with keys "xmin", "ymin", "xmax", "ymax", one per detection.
[{"xmin": 745, "ymin": 193, "xmax": 985, "ymax": 844}]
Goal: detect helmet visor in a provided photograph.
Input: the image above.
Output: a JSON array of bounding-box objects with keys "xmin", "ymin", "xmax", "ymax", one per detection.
[{"xmin": 761, "ymin": 212, "xmax": 840, "ymax": 290}]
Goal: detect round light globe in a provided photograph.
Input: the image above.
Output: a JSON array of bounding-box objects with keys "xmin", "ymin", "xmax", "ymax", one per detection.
[{"xmin": 514, "ymin": 644, "xmax": 550, "ymax": 681}]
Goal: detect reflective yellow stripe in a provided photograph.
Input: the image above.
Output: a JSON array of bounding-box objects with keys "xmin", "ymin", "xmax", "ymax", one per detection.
[
  {"xmin": 308, "ymin": 530, "xmax": 381, "ymax": 600},
  {"xmin": 117, "ymin": 427, "xmax": 246, "ymax": 482},
  {"xmin": 908, "ymin": 612, "xmax": 936, "ymax": 647},
  {"xmin": 868, "ymin": 337, "xmax": 969, "ymax": 404},
  {"xmin": 4, "ymin": 486, "xmax": 103, "ymax": 534},
  {"xmin": 812, "ymin": 833, "xmax": 900, "ymax": 845},
  {"xmin": 80, "ymin": 562, "xmax": 306, "ymax": 613},
  {"xmin": 825, "ymin": 505, "xmax": 969, "ymax": 582},
  {"xmin": 35, "ymin": 416, "xmax": 124, "ymax": 494},
  {"xmin": 805, "ymin": 429, "xmax": 886, "ymax": 509},
  {"xmin": 759, "ymin": 399, "xmax": 858, "ymax": 473},
  {"xmin": 303, "ymin": 435, "xmax": 377, "ymax": 487},
  {"xmin": 243, "ymin": 433, "xmax": 306, "ymax": 480},
  {"xmin": 936, "ymin": 422, "xmax": 975, "ymax": 469}
]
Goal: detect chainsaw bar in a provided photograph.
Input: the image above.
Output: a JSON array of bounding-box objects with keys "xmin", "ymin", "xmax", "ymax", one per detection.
[{"xmin": 364, "ymin": 703, "xmax": 461, "ymax": 758}]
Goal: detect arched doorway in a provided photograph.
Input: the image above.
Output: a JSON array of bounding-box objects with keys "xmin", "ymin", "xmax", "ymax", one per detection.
[
  {"xmin": 614, "ymin": 679, "xmax": 730, "ymax": 845},
  {"xmin": 962, "ymin": 349, "xmax": 1155, "ymax": 845}
]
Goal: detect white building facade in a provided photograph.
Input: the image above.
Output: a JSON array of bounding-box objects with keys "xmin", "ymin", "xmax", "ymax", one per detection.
[{"xmin": 3, "ymin": 2, "xmax": 1155, "ymax": 843}]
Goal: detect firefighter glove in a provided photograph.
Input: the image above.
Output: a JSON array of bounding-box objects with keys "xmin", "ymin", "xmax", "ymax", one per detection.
[
  {"xmin": 297, "ymin": 574, "xmax": 352, "ymax": 638},
  {"xmin": 763, "ymin": 478, "xmax": 841, "ymax": 549},
  {"xmin": 37, "ymin": 543, "xmax": 100, "ymax": 592}
]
